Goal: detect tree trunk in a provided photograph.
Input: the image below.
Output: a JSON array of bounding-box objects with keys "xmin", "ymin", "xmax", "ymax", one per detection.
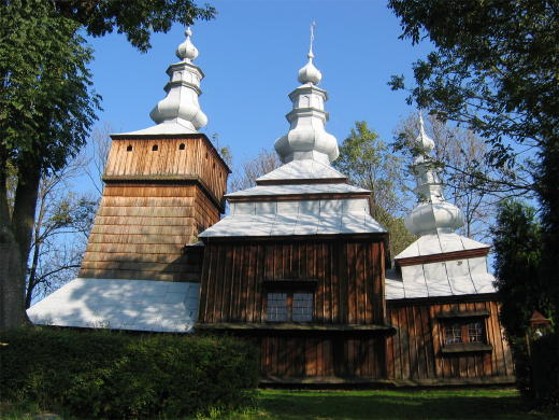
[
  {"xmin": 0, "ymin": 153, "xmax": 27, "ymax": 330},
  {"xmin": 12, "ymin": 158, "xmax": 42, "ymax": 271}
]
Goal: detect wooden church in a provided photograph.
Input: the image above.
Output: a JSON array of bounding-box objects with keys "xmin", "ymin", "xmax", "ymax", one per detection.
[{"xmin": 28, "ymin": 29, "xmax": 515, "ymax": 385}]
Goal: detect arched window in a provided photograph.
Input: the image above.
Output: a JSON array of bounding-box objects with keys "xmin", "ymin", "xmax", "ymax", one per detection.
[
  {"xmin": 152, "ymin": 144, "xmax": 159, "ymax": 152},
  {"xmin": 126, "ymin": 145, "xmax": 133, "ymax": 152}
]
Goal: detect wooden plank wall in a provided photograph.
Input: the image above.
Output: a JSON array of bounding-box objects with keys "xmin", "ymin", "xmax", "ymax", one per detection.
[
  {"xmin": 198, "ymin": 237, "xmax": 386, "ymax": 325},
  {"xmin": 386, "ymin": 299, "xmax": 515, "ymax": 383},
  {"xmin": 260, "ymin": 334, "xmax": 386, "ymax": 379},
  {"xmin": 105, "ymin": 136, "xmax": 228, "ymax": 203},
  {"xmin": 80, "ymin": 184, "xmax": 219, "ymax": 281}
]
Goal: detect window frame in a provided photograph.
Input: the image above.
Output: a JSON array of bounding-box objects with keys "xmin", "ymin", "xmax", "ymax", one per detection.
[
  {"xmin": 437, "ymin": 311, "xmax": 493, "ymax": 354},
  {"xmin": 263, "ymin": 279, "xmax": 317, "ymax": 324}
]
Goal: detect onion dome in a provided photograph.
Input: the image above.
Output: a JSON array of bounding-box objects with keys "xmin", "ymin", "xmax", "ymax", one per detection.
[
  {"xmin": 298, "ymin": 43, "xmax": 322, "ymax": 84},
  {"xmin": 404, "ymin": 112, "xmax": 465, "ymax": 236},
  {"xmin": 149, "ymin": 28, "xmax": 208, "ymax": 132},
  {"xmin": 176, "ymin": 27, "xmax": 198, "ymax": 62},
  {"xmin": 274, "ymin": 23, "xmax": 339, "ymax": 165}
]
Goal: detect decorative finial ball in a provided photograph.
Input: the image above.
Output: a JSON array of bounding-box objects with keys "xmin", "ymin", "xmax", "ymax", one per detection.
[{"xmin": 176, "ymin": 27, "xmax": 199, "ymax": 61}]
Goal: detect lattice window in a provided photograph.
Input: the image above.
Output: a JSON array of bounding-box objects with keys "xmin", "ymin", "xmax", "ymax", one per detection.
[
  {"xmin": 442, "ymin": 319, "xmax": 487, "ymax": 346},
  {"xmin": 266, "ymin": 292, "xmax": 288, "ymax": 322},
  {"xmin": 266, "ymin": 291, "xmax": 314, "ymax": 323},
  {"xmin": 445, "ymin": 323, "xmax": 463, "ymax": 345},
  {"xmin": 292, "ymin": 293, "xmax": 313, "ymax": 322},
  {"xmin": 468, "ymin": 321, "xmax": 484, "ymax": 343}
]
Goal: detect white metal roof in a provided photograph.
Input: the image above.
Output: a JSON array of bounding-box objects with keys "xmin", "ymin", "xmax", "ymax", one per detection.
[
  {"xmin": 385, "ymin": 257, "xmax": 496, "ymax": 301},
  {"xmin": 27, "ymin": 278, "xmax": 200, "ymax": 333},
  {"xmin": 118, "ymin": 120, "xmax": 198, "ymax": 136},
  {"xmin": 395, "ymin": 233, "xmax": 489, "ymax": 260},
  {"xmin": 256, "ymin": 159, "xmax": 347, "ymax": 184},
  {"xmin": 226, "ymin": 183, "xmax": 369, "ymax": 198}
]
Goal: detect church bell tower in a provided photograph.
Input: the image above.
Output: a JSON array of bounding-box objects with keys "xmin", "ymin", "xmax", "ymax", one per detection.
[{"xmin": 80, "ymin": 29, "xmax": 229, "ymax": 282}]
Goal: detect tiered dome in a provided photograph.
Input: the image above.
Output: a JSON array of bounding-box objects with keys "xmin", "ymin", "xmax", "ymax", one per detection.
[
  {"xmin": 148, "ymin": 28, "xmax": 208, "ymax": 132},
  {"xmin": 404, "ymin": 113, "xmax": 465, "ymax": 236},
  {"xmin": 274, "ymin": 24, "xmax": 339, "ymax": 165}
]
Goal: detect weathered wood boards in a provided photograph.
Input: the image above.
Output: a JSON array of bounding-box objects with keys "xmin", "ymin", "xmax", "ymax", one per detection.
[
  {"xmin": 80, "ymin": 134, "xmax": 228, "ymax": 281},
  {"xmin": 386, "ymin": 298, "xmax": 515, "ymax": 385}
]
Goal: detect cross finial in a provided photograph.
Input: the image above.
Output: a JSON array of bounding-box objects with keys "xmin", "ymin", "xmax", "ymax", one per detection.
[{"xmin": 308, "ymin": 21, "xmax": 316, "ymax": 58}]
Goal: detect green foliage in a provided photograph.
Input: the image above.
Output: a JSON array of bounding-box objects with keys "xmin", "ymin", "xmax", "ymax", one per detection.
[
  {"xmin": 0, "ymin": 0, "xmax": 100, "ymax": 174},
  {"xmin": 492, "ymin": 199, "xmax": 556, "ymax": 403},
  {"xmin": 492, "ymin": 200, "xmax": 553, "ymax": 338},
  {"xmin": 334, "ymin": 122, "xmax": 405, "ymax": 214},
  {"xmin": 0, "ymin": 328, "xmax": 259, "ymax": 418},
  {"xmin": 531, "ymin": 333, "xmax": 559, "ymax": 408},
  {"xmin": 389, "ymin": 1, "xmax": 559, "ymax": 400},
  {"xmin": 54, "ymin": 0, "xmax": 216, "ymax": 53},
  {"xmin": 388, "ymin": 0, "xmax": 558, "ymax": 167},
  {"xmin": 333, "ymin": 122, "xmax": 415, "ymax": 257}
]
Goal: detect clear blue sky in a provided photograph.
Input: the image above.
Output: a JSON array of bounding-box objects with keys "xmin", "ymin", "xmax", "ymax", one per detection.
[{"xmin": 87, "ymin": 0, "xmax": 431, "ymax": 169}]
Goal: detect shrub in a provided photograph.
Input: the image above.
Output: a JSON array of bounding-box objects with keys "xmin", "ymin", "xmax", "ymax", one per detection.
[
  {"xmin": 0, "ymin": 328, "xmax": 259, "ymax": 418},
  {"xmin": 531, "ymin": 333, "xmax": 559, "ymax": 409}
]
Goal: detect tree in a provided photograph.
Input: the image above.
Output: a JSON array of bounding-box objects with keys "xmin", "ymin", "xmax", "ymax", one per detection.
[
  {"xmin": 24, "ymin": 157, "xmax": 98, "ymax": 308},
  {"xmin": 228, "ymin": 149, "xmax": 281, "ymax": 193},
  {"xmin": 396, "ymin": 113, "xmax": 503, "ymax": 242},
  {"xmin": 333, "ymin": 121, "xmax": 415, "ymax": 257},
  {"xmin": 0, "ymin": 0, "xmax": 216, "ymax": 330},
  {"xmin": 388, "ymin": 0, "xmax": 559, "ymax": 397},
  {"xmin": 492, "ymin": 200, "xmax": 554, "ymax": 399}
]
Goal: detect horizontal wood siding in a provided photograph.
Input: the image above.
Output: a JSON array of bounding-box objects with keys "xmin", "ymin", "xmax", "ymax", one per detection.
[
  {"xmin": 80, "ymin": 183, "xmax": 219, "ymax": 281},
  {"xmin": 386, "ymin": 299, "xmax": 515, "ymax": 383},
  {"xmin": 199, "ymin": 237, "xmax": 386, "ymax": 325}
]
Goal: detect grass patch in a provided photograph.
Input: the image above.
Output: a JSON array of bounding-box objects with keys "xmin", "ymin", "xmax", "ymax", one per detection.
[
  {"xmin": 3, "ymin": 388, "xmax": 551, "ymax": 419},
  {"xmin": 228, "ymin": 388, "xmax": 545, "ymax": 419}
]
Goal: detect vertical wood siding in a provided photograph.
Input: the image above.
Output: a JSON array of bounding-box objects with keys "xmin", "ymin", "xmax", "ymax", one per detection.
[
  {"xmin": 198, "ymin": 237, "xmax": 388, "ymax": 380},
  {"xmin": 386, "ymin": 300, "xmax": 515, "ymax": 383},
  {"xmin": 199, "ymin": 237, "xmax": 386, "ymax": 325},
  {"xmin": 260, "ymin": 334, "xmax": 386, "ymax": 379}
]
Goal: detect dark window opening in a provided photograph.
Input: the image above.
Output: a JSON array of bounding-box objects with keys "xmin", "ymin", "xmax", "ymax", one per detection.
[
  {"xmin": 126, "ymin": 145, "xmax": 133, "ymax": 152},
  {"xmin": 152, "ymin": 144, "xmax": 159, "ymax": 151},
  {"xmin": 179, "ymin": 143, "xmax": 186, "ymax": 150}
]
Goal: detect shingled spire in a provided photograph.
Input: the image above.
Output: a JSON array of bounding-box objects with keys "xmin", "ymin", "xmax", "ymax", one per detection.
[{"xmin": 274, "ymin": 23, "xmax": 339, "ymax": 165}]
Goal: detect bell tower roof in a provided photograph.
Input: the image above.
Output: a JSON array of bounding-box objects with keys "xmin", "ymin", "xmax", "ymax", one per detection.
[{"xmin": 122, "ymin": 28, "xmax": 208, "ymax": 136}]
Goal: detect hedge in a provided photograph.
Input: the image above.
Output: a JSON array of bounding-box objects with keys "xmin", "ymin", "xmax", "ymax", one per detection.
[{"xmin": 0, "ymin": 327, "xmax": 259, "ymax": 418}]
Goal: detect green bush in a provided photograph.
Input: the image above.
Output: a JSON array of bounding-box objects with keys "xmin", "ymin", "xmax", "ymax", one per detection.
[
  {"xmin": 0, "ymin": 328, "xmax": 259, "ymax": 418},
  {"xmin": 531, "ymin": 333, "xmax": 559, "ymax": 408}
]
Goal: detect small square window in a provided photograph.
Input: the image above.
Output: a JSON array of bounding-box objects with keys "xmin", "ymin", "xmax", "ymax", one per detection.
[{"xmin": 265, "ymin": 291, "xmax": 313, "ymax": 323}]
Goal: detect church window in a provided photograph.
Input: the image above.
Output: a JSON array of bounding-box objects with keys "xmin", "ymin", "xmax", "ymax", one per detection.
[
  {"xmin": 265, "ymin": 290, "xmax": 314, "ymax": 323},
  {"xmin": 438, "ymin": 312, "xmax": 492, "ymax": 353},
  {"xmin": 443, "ymin": 319, "xmax": 487, "ymax": 345},
  {"xmin": 266, "ymin": 292, "xmax": 288, "ymax": 322}
]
